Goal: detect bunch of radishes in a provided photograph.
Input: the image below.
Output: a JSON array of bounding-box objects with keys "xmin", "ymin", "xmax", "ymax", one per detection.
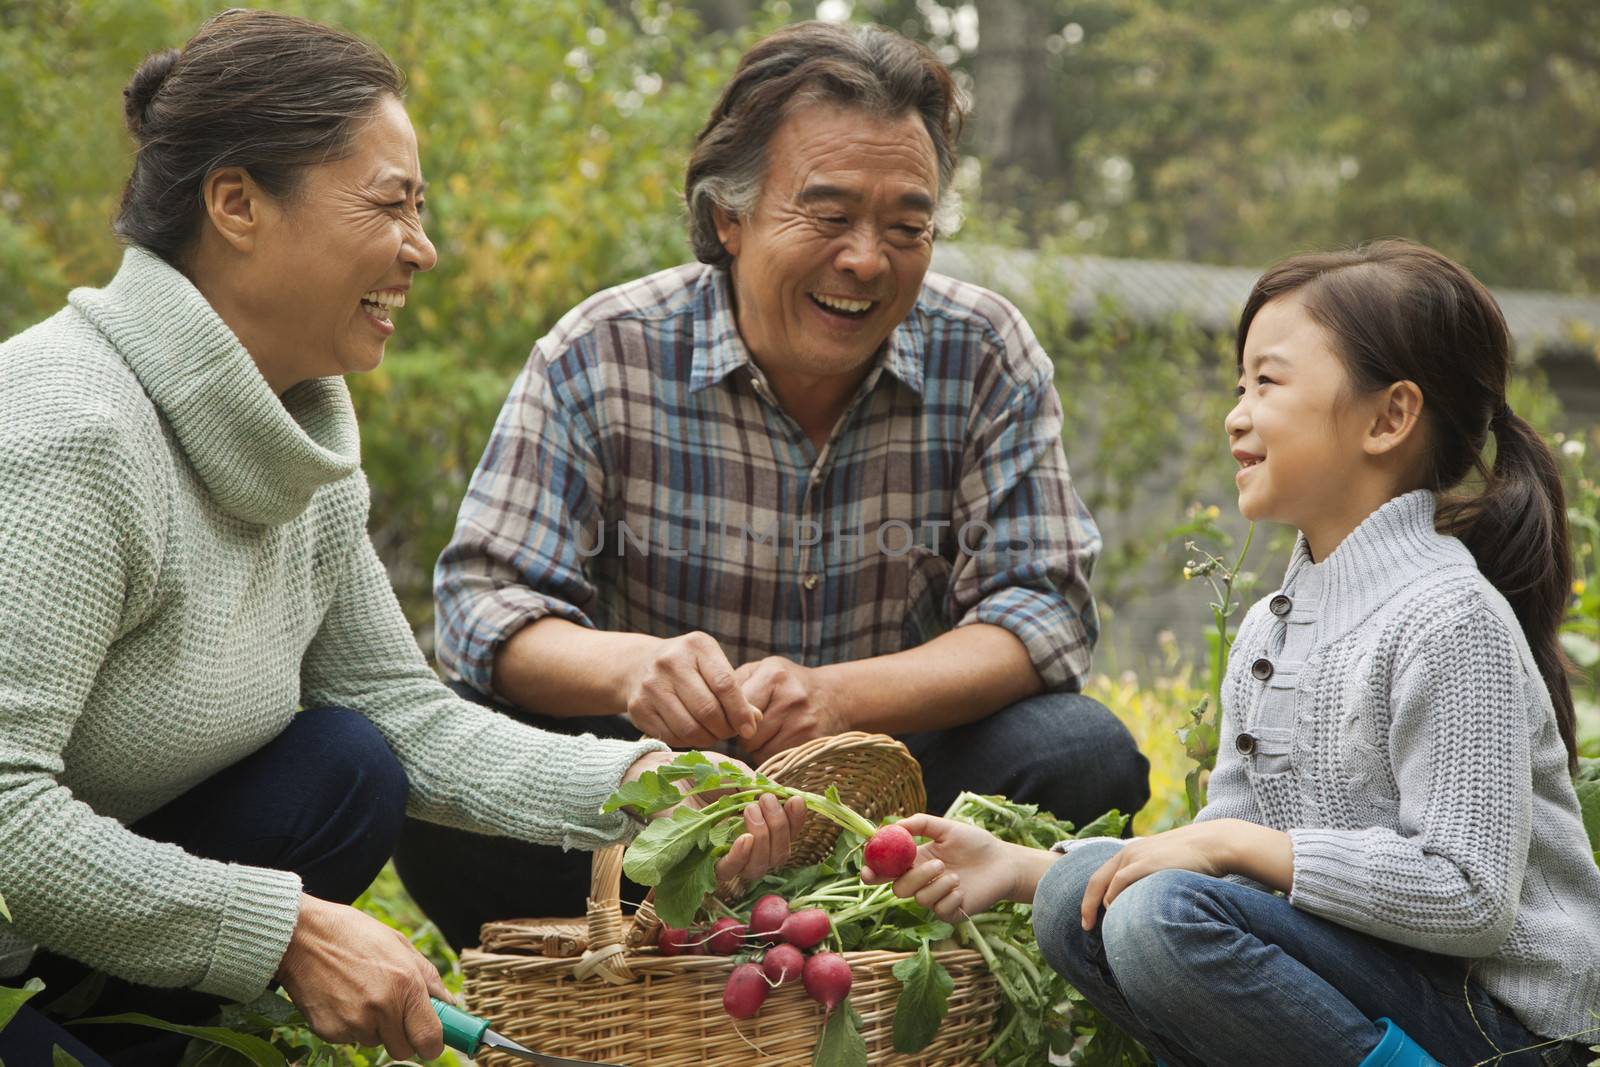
[
  {"xmin": 656, "ymin": 892, "xmax": 855, "ymax": 1022},
  {"xmin": 655, "ymin": 824, "xmax": 924, "ymax": 1026}
]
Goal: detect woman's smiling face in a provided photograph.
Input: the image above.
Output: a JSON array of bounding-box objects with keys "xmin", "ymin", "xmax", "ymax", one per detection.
[{"xmin": 248, "ymin": 94, "xmax": 437, "ymax": 385}]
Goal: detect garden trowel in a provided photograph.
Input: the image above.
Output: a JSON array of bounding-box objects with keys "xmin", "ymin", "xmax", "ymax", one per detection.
[{"xmin": 431, "ymin": 998, "xmax": 629, "ymax": 1066}]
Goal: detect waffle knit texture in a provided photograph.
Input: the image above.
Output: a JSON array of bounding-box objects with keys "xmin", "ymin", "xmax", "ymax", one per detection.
[
  {"xmin": 1197, "ymin": 490, "xmax": 1600, "ymax": 1041},
  {"xmin": 0, "ymin": 247, "xmax": 666, "ymax": 1002}
]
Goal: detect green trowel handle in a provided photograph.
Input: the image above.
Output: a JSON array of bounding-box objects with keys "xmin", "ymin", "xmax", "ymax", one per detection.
[{"xmin": 431, "ymin": 996, "xmax": 491, "ymax": 1055}]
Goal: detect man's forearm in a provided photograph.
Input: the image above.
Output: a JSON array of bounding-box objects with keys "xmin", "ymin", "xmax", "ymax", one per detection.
[
  {"xmin": 492, "ymin": 617, "xmax": 657, "ymax": 718},
  {"xmin": 819, "ymin": 623, "xmax": 1044, "ymax": 735}
]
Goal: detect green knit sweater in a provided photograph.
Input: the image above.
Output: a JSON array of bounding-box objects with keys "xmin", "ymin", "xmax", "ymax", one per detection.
[{"xmin": 0, "ymin": 247, "xmax": 666, "ymax": 1002}]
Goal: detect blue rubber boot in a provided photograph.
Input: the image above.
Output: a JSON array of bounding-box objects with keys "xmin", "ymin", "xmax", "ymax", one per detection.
[{"xmin": 1358, "ymin": 1018, "xmax": 1442, "ymax": 1066}]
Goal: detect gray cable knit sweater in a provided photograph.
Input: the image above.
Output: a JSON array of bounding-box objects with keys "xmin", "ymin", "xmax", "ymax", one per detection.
[
  {"xmin": 1197, "ymin": 490, "xmax": 1600, "ymax": 1042},
  {"xmin": 0, "ymin": 247, "xmax": 667, "ymax": 1002}
]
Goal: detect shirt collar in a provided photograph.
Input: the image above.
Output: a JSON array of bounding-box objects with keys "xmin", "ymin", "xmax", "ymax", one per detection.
[{"xmin": 689, "ymin": 266, "xmax": 926, "ymax": 397}]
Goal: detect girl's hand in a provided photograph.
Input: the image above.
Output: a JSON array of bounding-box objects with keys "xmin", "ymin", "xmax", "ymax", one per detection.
[
  {"xmin": 860, "ymin": 813, "xmax": 1021, "ymax": 921},
  {"xmin": 1079, "ymin": 819, "xmax": 1291, "ymax": 929}
]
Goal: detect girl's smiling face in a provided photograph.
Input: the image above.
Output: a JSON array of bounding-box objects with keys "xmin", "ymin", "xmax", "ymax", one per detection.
[{"xmin": 1226, "ymin": 291, "xmax": 1382, "ymax": 544}]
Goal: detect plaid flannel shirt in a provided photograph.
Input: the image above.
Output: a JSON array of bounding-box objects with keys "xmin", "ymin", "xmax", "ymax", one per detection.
[{"xmin": 435, "ymin": 263, "xmax": 1101, "ymax": 698}]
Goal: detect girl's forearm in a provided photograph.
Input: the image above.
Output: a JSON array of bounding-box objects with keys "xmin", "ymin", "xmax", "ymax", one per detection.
[
  {"xmin": 1218, "ymin": 820, "xmax": 1295, "ymax": 893},
  {"xmin": 1005, "ymin": 841, "xmax": 1061, "ymax": 904}
]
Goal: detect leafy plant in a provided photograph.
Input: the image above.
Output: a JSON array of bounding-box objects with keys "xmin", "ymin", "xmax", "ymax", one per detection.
[
  {"xmin": 1555, "ymin": 428, "xmax": 1600, "ymax": 762},
  {"xmin": 1578, "ymin": 758, "xmax": 1600, "ymax": 867},
  {"xmin": 603, "ymin": 752, "xmax": 877, "ymax": 929},
  {"xmin": 1086, "ymin": 645, "xmax": 1207, "ymax": 835},
  {"xmin": 605, "ymin": 754, "xmax": 1134, "ymax": 1065},
  {"xmin": 943, "ymin": 793, "xmax": 1145, "ymax": 1067},
  {"xmin": 1168, "ymin": 504, "xmax": 1256, "ymax": 815}
]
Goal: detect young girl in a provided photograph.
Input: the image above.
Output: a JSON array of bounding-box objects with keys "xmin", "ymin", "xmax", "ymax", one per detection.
[{"xmin": 864, "ymin": 240, "xmax": 1600, "ymax": 1065}]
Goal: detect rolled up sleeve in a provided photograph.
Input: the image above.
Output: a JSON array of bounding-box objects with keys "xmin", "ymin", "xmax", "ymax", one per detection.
[
  {"xmin": 949, "ymin": 368, "xmax": 1101, "ymax": 691},
  {"xmin": 434, "ymin": 352, "xmax": 606, "ymax": 697}
]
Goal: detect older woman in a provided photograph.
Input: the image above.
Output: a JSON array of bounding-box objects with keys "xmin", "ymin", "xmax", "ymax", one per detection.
[{"xmin": 0, "ymin": 11, "xmax": 801, "ymax": 1066}]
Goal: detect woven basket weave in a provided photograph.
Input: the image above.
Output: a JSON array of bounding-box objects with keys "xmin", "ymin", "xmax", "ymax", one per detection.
[{"xmin": 462, "ymin": 732, "xmax": 1001, "ymax": 1065}]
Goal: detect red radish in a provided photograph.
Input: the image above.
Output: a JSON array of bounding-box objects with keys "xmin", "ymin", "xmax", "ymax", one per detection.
[
  {"xmin": 723, "ymin": 963, "xmax": 770, "ymax": 1020},
  {"xmin": 749, "ymin": 893, "xmax": 791, "ymax": 941},
  {"xmin": 761, "ymin": 942, "xmax": 805, "ymax": 986},
  {"xmin": 707, "ymin": 917, "xmax": 747, "ymax": 955},
  {"xmin": 778, "ymin": 908, "xmax": 831, "ymax": 950},
  {"xmin": 802, "ymin": 952, "xmax": 853, "ymax": 1012},
  {"xmin": 864, "ymin": 823, "xmax": 918, "ymax": 879},
  {"xmin": 657, "ymin": 925, "xmax": 697, "ymax": 957}
]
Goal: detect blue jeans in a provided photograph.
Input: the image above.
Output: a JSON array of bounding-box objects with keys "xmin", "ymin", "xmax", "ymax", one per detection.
[
  {"xmin": 1032, "ymin": 841, "xmax": 1594, "ymax": 1067},
  {"xmin": 1, "ymin": 707, "xmax": 409, "ymax": 1067},
  {"xmin": 396, "ymin": 685, "xmax": 1151, "ymax": 950}
]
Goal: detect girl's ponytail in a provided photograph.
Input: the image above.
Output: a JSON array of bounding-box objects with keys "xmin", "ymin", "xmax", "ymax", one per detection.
[
  {"xmin": 1239, "ymin": 240, "xmax": 1579, "ymax": 775},
  {"xmin": 1438, "ymin": 409, "xmax": 1577, "ymax": 775}
]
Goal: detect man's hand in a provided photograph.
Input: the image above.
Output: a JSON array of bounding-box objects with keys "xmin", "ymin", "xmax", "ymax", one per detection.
[
  {"xmin": 622, "ymin": 632, "xmax": 763, "ymax": 748},
  {"xmin": 734, "ymin": 655, "xmax": 848, "ymax": 764},
  {"xmin": 277, "ymin": 894, "xmax": 451, "ymax": 1062},
  {"xmin": 621, "ymin": 750, "xmax": 807, "ymax": 883}
]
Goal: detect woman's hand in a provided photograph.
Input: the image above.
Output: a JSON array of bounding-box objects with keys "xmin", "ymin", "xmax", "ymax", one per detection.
[
  {"xmin": 714, "ymin": 791, "xmax": 808, "ymax": 883},
  {"xmin": 621, "ymin": 750, "xmax": 807, "ymax": 883},
  {"xmin": 1078, "ymin": 819, "xmax": 1293, "ymax": 930},
  {"xmin": 277, "ymin": 893, "xmax": 451, "ymax": 1061},
  {"xmin": 860, "ymin": 813, "xmax": 1038, "ymax": 922}
]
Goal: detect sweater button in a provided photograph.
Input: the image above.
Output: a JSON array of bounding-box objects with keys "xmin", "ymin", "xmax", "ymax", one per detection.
[
  {"xmin": 1250, "ymin": 657, "xmax": 1274, "ymax": 681},
  {"xmin": 1269, "ymin": 594, "xmax": 1292, "ymax": 617},
  {"xmin": 1235, "ymin": 732, "xmax": 1257, "ymax": 755}
]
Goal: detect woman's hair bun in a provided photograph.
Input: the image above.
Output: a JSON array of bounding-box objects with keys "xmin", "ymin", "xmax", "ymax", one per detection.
[{"xmin": 122, "ymin": 48, "xmax": 181, "ymax": 136}]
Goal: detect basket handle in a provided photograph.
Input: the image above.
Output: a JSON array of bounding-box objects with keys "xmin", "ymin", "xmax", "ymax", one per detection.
[{"xmin": 572, "ymin": 844, "xmax": 636, "ymax": 984}]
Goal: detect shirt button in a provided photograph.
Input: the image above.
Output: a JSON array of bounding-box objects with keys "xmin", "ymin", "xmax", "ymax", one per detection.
[
  {"xmin": 802, "ymin": 573, "xmax": 820, "ymax": 590},
  {"xmin": 1250, "ymin": 657, "xmax": 1274, "ymax": 681},
  {"xmin": 1235, "ymin": 732, "xmax": 1257, "ymax": 755},
  {"xmin": 1270, "ymin": 594, "xmax": 1292, "ymax": 617}
]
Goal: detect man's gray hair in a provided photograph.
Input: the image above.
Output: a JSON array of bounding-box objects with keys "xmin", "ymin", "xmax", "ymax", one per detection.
[{"xmin": 685, "ymin": 21, "xmax": 966, "ymax": 270}]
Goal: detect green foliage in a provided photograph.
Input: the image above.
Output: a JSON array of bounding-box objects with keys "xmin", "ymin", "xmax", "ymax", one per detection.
[
  {"xmin": 941, "ymin": 795, "xmax": 1141, "ymax": 1067},
  {"xmin": 1558, "ymin": 427, "xmax": 1600, "ymax": 760},
  {"xmin": 606, "ymin": 752, "xmax": 877, "ymax": 926},
  {"xmin": 0, "ymin": 977, "xmax": 44, "ymax": 1033},
  {"xmin": 72, "ymin": 1013, "xmax": 284, "ymax": 1067},
  {"xmin": 0, "ymin": 0, "xmax": 747, "ymax": 626},
  {"xmin": 1167, "ymin": 507, "xmax": 1256, "ymax": 814},
  {"xmin": 890, "ymin": 942, "xmax": 952, "ymax": 1053},
  {"xmin": 1578, "ymin": 760, "xmax": 1600, "ymax": 865},
  {"xmin": 813, "ymin": 1000, "xmax": 866, "ymax": 1067},
  {"xmin": 869, "ymin": 0, "xmax": 1600, "ymax": 295}
]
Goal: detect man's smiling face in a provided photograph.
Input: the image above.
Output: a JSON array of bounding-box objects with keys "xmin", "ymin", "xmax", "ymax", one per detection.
[{"xmin": 715, "ymin": 102, "xmax": 939, "ymax": 379}]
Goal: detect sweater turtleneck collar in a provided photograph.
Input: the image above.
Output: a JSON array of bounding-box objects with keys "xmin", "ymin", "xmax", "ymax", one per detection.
[
  {"xmin": 1278, "ymin": 489, "xmax": 1475, "ymax": 643},
  {"xmin": 68, "ymin": 246, "xmax": 360, "ymax": 526}
]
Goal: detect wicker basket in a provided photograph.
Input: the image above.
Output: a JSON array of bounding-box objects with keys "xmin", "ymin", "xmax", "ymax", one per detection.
[{"xmin": 461, "ymin": 732, "xmax": 1001, "ymax": 1065}]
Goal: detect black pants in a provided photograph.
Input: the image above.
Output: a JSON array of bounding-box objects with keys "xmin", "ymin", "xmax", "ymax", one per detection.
[
  {"xmin": 1, "ymin": 707, "xmax": 409, "ymax": 1067},
  {"xmin": 396, "ymin": 682, "xmax": 1151, "ymax": 951}
]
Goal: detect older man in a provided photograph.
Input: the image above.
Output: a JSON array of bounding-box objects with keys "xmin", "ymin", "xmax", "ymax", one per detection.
[{"xmin": 397, "ymin": 20, "xmax": 1149, "ymax": 948}]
